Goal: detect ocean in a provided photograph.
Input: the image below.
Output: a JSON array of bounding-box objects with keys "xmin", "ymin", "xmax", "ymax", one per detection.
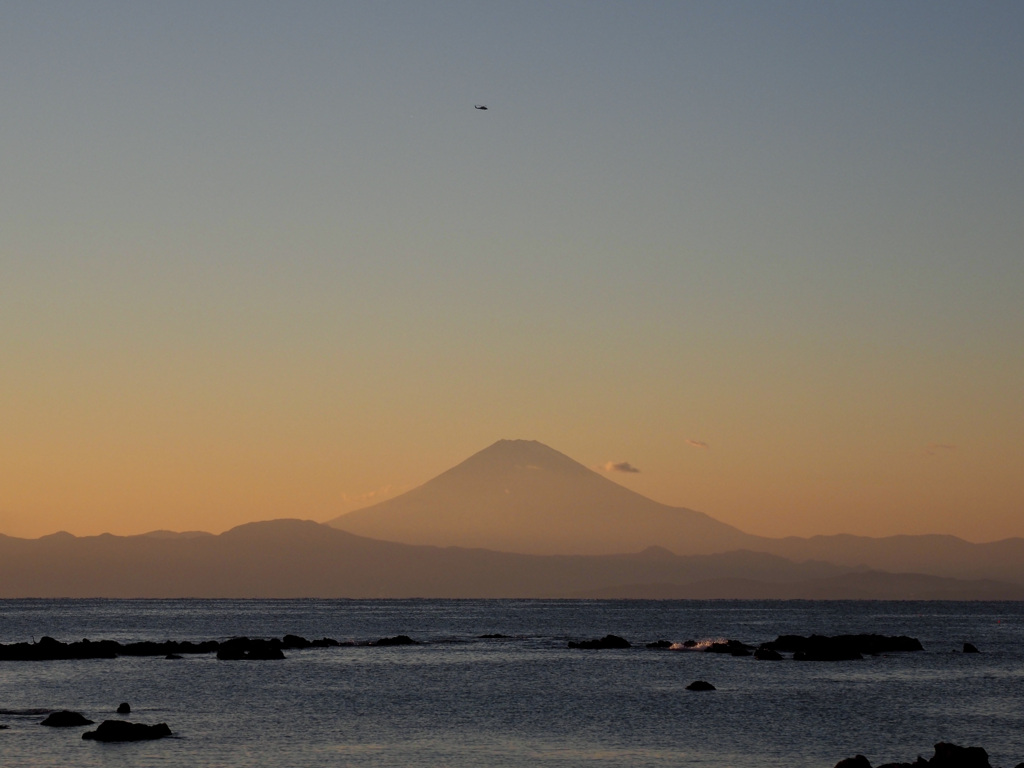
[{"xmin": 0, "ymin": 599, "xmax": 1022, "ymax": 768}]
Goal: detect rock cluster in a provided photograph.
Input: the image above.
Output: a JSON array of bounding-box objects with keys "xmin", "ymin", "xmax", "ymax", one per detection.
[
  {"xmin": 646, "ymin": 639, "xmax": 673, "ymax": 648},
  {"xmin": 0, "ymin": 633, "xmax": 344, "ymax": 661},
  {"xmin": 0, "ymin": 636, "xmax": 217, "ymax": 661},
  {"xmin": 216, "ymin": 637, "xmax": 286, "ymax": 660},
  {"xmin": 758, "ymin": 634, "xmax": 923, "ymax": 661},
  {"xmin": 704, "ymin": 639, "xmax": 754, "ymax": 656},
  {"xmin": 835, "ymin": 742, "xmax": 1011, "ymax": 768}
]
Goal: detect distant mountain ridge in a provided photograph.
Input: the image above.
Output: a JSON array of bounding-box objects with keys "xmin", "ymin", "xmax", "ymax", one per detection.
[
  {"xmin": 2, "ymin": 519, "xmax": 1021, "ymax": 599},
  {"xmin": 5, "ymin": 439, "xmax": 1023, "ymax": 597}
]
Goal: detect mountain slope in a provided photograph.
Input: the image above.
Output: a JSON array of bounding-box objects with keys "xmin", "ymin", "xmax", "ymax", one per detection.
[
  {"xmin": 328, "ymin": 439, "xmax": 1024, "ymax": 583},
  {"xmin": 329, "ymin": 439, "xmax": 759, "ymax": 556}
]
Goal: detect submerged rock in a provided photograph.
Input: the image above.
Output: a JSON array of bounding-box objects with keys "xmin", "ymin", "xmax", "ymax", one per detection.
[
  {"xmin": 754, "ymin": 648, "xmax": 783, "ymax": 660},
  {"xmin": 685, "ymin": 680, "xmax": 716, "ymax": 691},
  {"xmin": 568, "ymin": 635, "xmax": 631, "ymax": 650},
  {"xmin": 116, "ymin": 703, "xmax": 130, "ymax": 714},
  {"xmin": 82, "ymin": 719, "xmax": 172, "ymax": 742},
  {"xmin": 41, "ymin": 711, "xmax": 94, "ymax": 727},
  {"xmin": 962, "ymin": 642, "xmax": 980, "ymax": 654}
]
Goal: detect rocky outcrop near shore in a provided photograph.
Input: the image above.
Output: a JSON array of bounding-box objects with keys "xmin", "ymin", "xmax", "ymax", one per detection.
[{"xmin": 834, "ymin": 742, "xmax": 1004, "ymax": 768}]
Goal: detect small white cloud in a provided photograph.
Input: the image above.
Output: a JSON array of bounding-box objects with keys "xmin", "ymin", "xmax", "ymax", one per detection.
[
  {"xmin": 601, "ymin": 461, "xmax": 640, "ymax": 474},
  {"xmin": 686, "ymin": 439, "xmax": 710, "ymax": 450}
]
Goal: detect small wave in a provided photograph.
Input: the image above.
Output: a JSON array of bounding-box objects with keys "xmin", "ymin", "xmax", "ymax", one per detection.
[
  {"xmin": 0, "ymin": 708, "xmax": 51, "ymax": 715},
  {"xmin": 670, "ymin": 638, "xmax": 729, "ymax": 651}
]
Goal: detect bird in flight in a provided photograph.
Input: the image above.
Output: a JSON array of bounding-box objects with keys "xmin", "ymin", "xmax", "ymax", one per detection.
[{"xmin": 474, "ymin": 104, "xmax": 488, "ymax": 110}]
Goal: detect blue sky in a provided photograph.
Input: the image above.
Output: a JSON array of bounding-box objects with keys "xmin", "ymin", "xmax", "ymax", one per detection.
[{"xmin": 2, "ymin": 1, "xmax": 1022, "ymax": 539}]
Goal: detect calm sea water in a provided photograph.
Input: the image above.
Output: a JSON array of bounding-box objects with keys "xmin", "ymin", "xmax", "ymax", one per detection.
[{"xmin": 0, "ymin": 599, "xmax": 1022, "ymax": 768}]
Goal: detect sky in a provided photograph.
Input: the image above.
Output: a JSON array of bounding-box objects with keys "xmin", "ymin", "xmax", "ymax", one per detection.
[{"xmin": 2, "ymin": 1, "xmax": 1022, "ymax": 542}]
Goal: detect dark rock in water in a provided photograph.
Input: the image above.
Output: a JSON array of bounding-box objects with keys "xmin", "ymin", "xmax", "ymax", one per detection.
[
  {"xmin": 479, "ymin": 634, "xmax": 510, "ymax": 639},
  {"xmin": 704, "ymin": 639, "xmax": 754, "ymax": 656},
  {"xmin": 41, "ymin": 711, "xmax": 94, "ymax": 727},
  {"xmin": 0, "ymin": 724, "xmax": 9, "ymax": 730},
  {"xmin": 760, "ymin": 634, "xmax": 922, "ymax": 660},
  {"xmin": 0, "ymin": 636, "xmax": 118, "ymax": 661},
  {"xmin": 685, "ymin": 680, "xmax": 716, "ymax": 691},
  {"xmin": 374, "ymin": 635, "xmax": 420, "ymax": 647},
  {"xmin": 568, "ymin": 634, "xmax": 631, "ymax": 650},
  {"xmin": 682, "ymin": 639, "xmax": 698, "ymax": 648},
  {"xmin": 82, "ymin": 719, "xmax": 172, "ymax": 742},
  {"xmin": 929, "ymin": 742, "xmax": 990, "ymax": 768},
  {"xmin": 216, "ymin": 637, "xmax": 285, "ymax": 660},
  {"xmin": 165, "ymin": 653, "xmax": 182, "ymax": 660},
  {"xmin": 0, "ymin": 636, "xmax": 218, "ymax": 661},
  {"xmin": 243, "ymin": 642, "xmax": 285, "ymax": 660},
  {"xmin": 646, "ymin": 640, "xmax": 673, "ymax": 649},
  {"xmin": 116, "ymin": 703, "xmax": 130, "ymax": 715},
  {"xmin": 962, "ymin": 642, "xmax": 980, "ymax": 654},
  {"xmin": 759, "ymin": 633, "xmax": 923, "ymax": 661},
  {"xmin": 754, "ymin": 648, "xmax": 783, "ymax": 661},
  {"xmin": 119, "ymin": 640, "xmax": 219, "ymax": 657},
  {"xmin": 835, "ymin": 755, "xmax": 872, "ymax": 768},
  {"xmin": 837, "ymin": 742, "xmax": 991, "ymax": 768}
]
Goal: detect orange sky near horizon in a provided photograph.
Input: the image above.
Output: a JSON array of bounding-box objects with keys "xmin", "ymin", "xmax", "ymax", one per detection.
[{"xmin": 2, "ymin": 3, "xmax": 1022, "ymax": 543}]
